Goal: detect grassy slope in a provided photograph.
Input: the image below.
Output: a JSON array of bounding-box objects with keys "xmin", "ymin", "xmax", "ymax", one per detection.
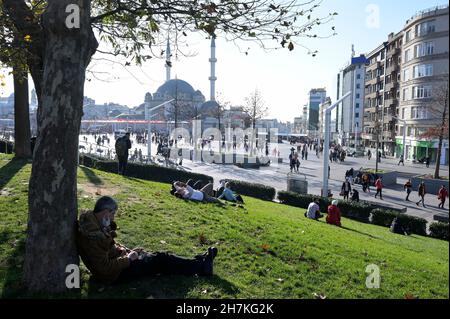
[{"xmin": 0, "ymin": 154, "xmax": 448, "ymax": 299}]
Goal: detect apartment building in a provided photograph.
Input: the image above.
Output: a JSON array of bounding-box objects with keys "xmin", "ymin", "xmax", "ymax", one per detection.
[{"xmin": 399, "ymin": 5, "xmax": 449, "ymax": 164}]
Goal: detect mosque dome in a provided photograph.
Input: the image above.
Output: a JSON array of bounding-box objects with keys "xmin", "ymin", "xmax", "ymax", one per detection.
[
  {"xmin": 156, "ymin": 79, "xmax": 196, "ymax": 98},
  {"xmin": 200, "ymin": 100, "xmax": 220, "ymax": 117}
]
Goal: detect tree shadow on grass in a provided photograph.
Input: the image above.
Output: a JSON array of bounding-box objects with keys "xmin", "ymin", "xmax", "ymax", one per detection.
[
  {"xmin": 85, "ymin": 273, "xmax": 240, "ymax": 299},
  {"xmin": 1, "ymin": 229, "xmax": 82, "ymax": 299},
  {"xmin": 80, "ymin": 166, "xmax": 104, "ymax": 186},
  {"xmin": 0, "ymin": 157, "xmax": 28, "ymax": 190}
]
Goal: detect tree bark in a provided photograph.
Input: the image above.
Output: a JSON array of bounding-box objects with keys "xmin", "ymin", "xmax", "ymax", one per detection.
[
  {"xmin": 13, "ymin": 68, "xmax": 31, "ymax": 158},
  {"xmin": 434, "ymin": 89, "xmax": 448, "ymax": 179},
  {"xmin": 24, "ymin": 0, "xmax": 98, "ymax": 292}
]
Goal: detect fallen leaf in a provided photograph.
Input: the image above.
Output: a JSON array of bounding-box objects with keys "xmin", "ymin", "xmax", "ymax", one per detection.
[{"xmin": 160, "ymin": 240, "xmax": 167, "ymax": 244}]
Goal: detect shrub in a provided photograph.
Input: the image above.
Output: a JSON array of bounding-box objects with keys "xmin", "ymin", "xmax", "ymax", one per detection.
[
  {"xmin": 277, "ymin": 191, "xmax": 426, "ymax": 228},
  {"xmin": 226, "ymin": 180, "xmax": 276, "ymax": 201},
  {"xmin": 370, "ymin": 209, "xmax": 399, "ymax": 227},
  {"xmin": 337, "ymin": 201, "xmax": 373, "ymax": 223},
  {"xmin": 428, "ymin": 222, "xmax": 449, "ymax": 241},
  {"xmin": 396, "ymin": 214, "xmax": 428, "ymax": 237},
  {"xmin": 79, "ymin": 154, "xmax": 214, "ymax": 185}
]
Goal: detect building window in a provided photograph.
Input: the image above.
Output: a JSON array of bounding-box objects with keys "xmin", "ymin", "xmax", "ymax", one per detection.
[
  {"xmin": 404, "ymin": 49, "xmax": 411, "ymax": 62},
  {"xmin": 413, "ymin": 64, "xmax": 433, "ymax": 78},
  {"xmin": 356, "ymin": 83, "xmax": 360, "ymax": 89},
  {"xmin": 356, "ymin": 93, "xmax": 360, "ymax": 99},
  {"xmin": 357, "ymin": 74, "xmax": 361, "ymax": 79},
  {"xmin": 413, "ymin": 85, "xmax": 432, "ymax": 99},
  {"xmin": 402, "ymin": 108, "xmax": 405, "ymax": 119},
  {"xmin": 402, "ymin": 88, "xmax": 409, "ymax": 101},
  {"xmin": 403, "ymin": 69, "xmax": 410, "ymax": 81},
  {"xmin": 356, "ymin": 103, "xmax": 360, "ymax": 108},
  {"xmin": 415, "ymin": 20, "xmax": 436, "ymax": 37},
  {"xmin": 411, "ymin": 106, "xmax": 428, "ymax": 119},
  {"xmin": 405, "ymin": 30, "xmax": 411, "ymax": 42},
  {"xmin": 355, "ymin": 113, "xmax": 359, "ymax": 118},
  {"xmin": 415, "ymin": 42, "xmax": 434, "ymax": 58}
]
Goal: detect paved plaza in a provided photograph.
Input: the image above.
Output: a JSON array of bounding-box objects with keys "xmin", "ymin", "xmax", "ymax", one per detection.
[{"xmin": 80, "ymin": 133, "xmax": 449, "ymax": 223}]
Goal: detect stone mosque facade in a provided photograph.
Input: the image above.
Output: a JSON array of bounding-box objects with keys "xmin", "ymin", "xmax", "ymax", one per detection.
[{"xmin": 135, "ymin": 37, "xmax": 222, "ymax": 128}]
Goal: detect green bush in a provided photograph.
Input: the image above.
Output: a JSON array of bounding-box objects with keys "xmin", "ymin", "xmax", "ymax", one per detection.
[
  {"xmin": 429, "ymin": 222, "xmax": 449, "ymax": 241},
  {"xmin": 80, "ymin": 154, "xmax": 214, "ymax": 185},
  {"xmin": 396, "ymin": 214, "xmax": 428, "ymax": 236},
  {"xmin": 278, "ymin": 191, "xmax": 373, "ymax": 222},
  {"xmin": 227, "ymin": 180, "xmax": 276, "ymax": 201},
  {"xmin": 370, "ymin": 209, "xmax": 399, "ymax": 227},
  {"xmin": 337, "ymin": 201, "xmax": 373, "ymax": 223}
]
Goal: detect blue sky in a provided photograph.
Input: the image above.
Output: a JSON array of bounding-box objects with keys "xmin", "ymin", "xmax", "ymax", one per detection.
[{"xmin": 0, "ymin": 0, "xmax": 447, "ymax": 122}]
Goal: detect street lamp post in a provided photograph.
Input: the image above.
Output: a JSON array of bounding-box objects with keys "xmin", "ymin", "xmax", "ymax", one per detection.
[
  {"xmin": 145, "ymin": 99, "xmax": 174, "ymax": 162},
  {"xmin": 393, "ymin": 116, "xmax": 407, "ymax": 161},
  {"xmin": 322, "ymin": 91, "xmax": 352, "ymax": 197}
]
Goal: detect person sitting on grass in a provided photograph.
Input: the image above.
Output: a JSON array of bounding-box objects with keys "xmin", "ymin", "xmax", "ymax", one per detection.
[
  {"xmin": 76, "ymin": 196, "xmax": 218, "ymax": 285},
  {"xmin": 217, "ymin": 182, "xmax": 245, "ymax": 204},
  {"xmin": 304, "ymin": 198, "xmax": 323, "ymax": 220},
  {"xmin": 326, "ymin": 200, "xmax": 342, "ymax": 227},
  {"xmin": 172, "ymin": 181, "xmax": 223, "ymax": 205}
]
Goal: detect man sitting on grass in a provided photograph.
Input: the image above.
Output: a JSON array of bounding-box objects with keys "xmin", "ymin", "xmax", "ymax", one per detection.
[
  {"xmin": 304, "ymin": 198, "xmax": 323, "ymax": 220},
  {"xmin": 76, "ymin": 196, "xmax": 218, "ymax": 285}
]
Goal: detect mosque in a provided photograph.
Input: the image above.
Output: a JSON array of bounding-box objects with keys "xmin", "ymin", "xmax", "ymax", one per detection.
[{"xmin": 134, "ymin": 37, "xmax": 221, "ymax": 128}]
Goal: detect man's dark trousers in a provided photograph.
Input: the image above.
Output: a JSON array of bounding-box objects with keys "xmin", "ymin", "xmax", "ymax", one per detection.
[
  {"xmin": 114, "ymin": 252, "xmax": 203, "ymax": 283},
  {"xmin": 118, "ymin": 156, "xmax": 128, "ymax": 175}
]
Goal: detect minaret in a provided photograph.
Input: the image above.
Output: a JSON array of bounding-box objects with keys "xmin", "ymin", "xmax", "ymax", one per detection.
[
  {"xmin": 165, "ymin": 38, "xmax": 171, "ymax": 82},
  {"xmin": 209, "ymin": 37, "xmax": 217, "ymax": 101}
]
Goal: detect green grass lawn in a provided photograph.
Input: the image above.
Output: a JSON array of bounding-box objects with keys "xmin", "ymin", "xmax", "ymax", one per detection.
[{"xmin": 0, "ymin": 153, "xmax": 448, "ymax": 299}]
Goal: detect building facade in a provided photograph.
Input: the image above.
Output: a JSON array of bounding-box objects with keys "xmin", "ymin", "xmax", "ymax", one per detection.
[
  {"xmin": 340, "ymin": 55, "xmax": 367, "ymax": 147},
  {"xmin": 398, "ymin": 5, "xmax": 449, "ymax": 164},
  {"xmin": 306, "ymin": 88, "xmax": 327, "ymax": 134}
]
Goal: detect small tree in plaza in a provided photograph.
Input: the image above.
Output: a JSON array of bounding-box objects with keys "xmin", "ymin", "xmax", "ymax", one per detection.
[{"xmin": 419, "ymin": 74, "xmax": 449, "ymax": 179}]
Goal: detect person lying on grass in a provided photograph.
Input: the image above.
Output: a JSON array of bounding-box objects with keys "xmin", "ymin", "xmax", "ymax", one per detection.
[
  {"xmin": 217, "ymin": 182, "xmax": 245, "ymax": 204},
  {"xmin": 76, "ymin": 196, "xmax": 218, "ymax": 285},
  {"xmin": 172, "ymin": 181, "xmax": 224, "ymax": 205}
]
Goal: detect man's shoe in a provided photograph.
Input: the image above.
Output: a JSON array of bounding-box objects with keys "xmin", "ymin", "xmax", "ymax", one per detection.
[{"xmin": 200, "ymin": 247, "xmax": 218, "ymax": 276}]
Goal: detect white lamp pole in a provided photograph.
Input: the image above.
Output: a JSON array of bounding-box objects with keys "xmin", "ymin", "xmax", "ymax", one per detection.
[
  {"xmin": 322, "ymin": 91, "xmax": 352, "ymax": 197},
  {"xmin": 145, "ymin": 99, "xmax": 174, "ymax": 161},
  {"xmin": 393, "ymin": 116, "xmax": 407, "ymax": 161}
]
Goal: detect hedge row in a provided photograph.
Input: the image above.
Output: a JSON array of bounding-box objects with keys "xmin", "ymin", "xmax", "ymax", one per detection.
[
  {"xmin": 226, "ymin": 180, "xmax": 276, "ymax": 202},
  {"xmin": 277, "ymin": 191, "xmax": 428, "ymax": 236},
  {"xmin": 0, "ymin": 139, "xmax": 14, "ymax": 154},
  {"xmin": 79, "ymin": 154, "xmax": 214, "ymax": 185},
  {"xmin": 429, "ymin": 222, "xmax": 449, "ymax": 241}
]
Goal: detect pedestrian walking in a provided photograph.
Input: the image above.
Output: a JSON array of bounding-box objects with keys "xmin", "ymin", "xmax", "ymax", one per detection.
[
  {"xmin": 438, "ymin": 185, "xmax": 448, "ymax": 209},
  {"xmin": 398, "ymin": 154, "xmax": 405, "ymax": 166},
  {"xmin": 367, "ymin": 149, "xmax": 372, "ymax": 161},
  {"xmin": 404, "ymin": 179, "xmax": 412, "ymax": 201},
  {"xmin": 374, "ymin": 177, "xmax": 383, "ymax": 200},
  {"xmin": 341, "ymin": 179, "xmax": 352, "ymax": 201},
  {"xmin": 425, "ymin": 157, "xmax": 430, "ymax": 168},
  {"xmin": 416, "ymin": 182, "xmax": 426, "ymax": 207}
]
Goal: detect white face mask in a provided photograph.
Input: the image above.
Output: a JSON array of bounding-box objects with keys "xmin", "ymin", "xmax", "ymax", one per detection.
[{"xmin": 102, "ymin": 216, "xmax": 111, "ymax": 228}]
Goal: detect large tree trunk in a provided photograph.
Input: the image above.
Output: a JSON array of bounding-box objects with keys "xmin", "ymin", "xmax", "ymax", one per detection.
[
  {"xmin": 13, "ymin": 68, "xmax": 31, "ymax": 158},
  {"xmin": 24, "ymin": 0, "xmax": 98, "ymax": 292}
]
